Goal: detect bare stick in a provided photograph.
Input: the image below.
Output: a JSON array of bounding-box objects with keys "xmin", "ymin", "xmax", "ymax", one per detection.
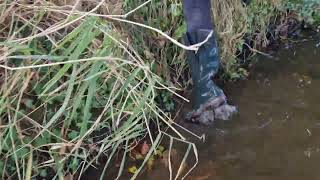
[
  {"xmin": 107, "ymin": 17, "xmax": 213, "ymax": 51},
  {"xmin": 0, "ymin": 56, "xmax": 148, "ymax": 70}
]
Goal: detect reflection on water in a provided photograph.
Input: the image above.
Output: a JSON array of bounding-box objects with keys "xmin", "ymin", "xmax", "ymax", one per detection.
[{"xmin": 144, "ymin": 38, "xmax": 320, "ymax": 180}]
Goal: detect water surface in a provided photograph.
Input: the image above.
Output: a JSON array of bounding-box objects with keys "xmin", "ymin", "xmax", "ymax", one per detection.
[{"xmin": 144, "ymin": 38, "xmax": 320, "ymax": 180}]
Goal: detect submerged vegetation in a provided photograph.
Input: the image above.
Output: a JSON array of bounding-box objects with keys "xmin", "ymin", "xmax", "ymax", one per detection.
[{"xmin": 0, "ymin": 0, "xmax": 319, "ymax": 179}]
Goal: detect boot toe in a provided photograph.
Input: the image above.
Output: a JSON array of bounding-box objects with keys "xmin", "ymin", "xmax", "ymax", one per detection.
[
  {"xmin": 214, "ymin": 104, "xmax": 237, "ymax": 120},
  {"xmin": 197, "ymin": 110, "xmax": 215, "ymax": 125}
]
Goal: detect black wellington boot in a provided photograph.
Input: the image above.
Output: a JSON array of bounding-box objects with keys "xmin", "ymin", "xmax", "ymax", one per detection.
[{"xmin": 185, "ymin": 29, "xmax": 237, "ymax": 125}]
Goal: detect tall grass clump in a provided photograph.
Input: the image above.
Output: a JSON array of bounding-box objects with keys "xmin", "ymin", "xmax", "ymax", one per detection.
[
  {"xmin": 211, "ymin": 0, "xmax": 320, "ymax": 79},
  {"xmin": 0, "ymin": 1, "xmax": 199, "ymax": 179}
]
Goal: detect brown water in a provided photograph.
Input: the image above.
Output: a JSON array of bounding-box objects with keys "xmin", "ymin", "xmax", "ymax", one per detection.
[
  {"xmin": 142, "ymin": 38, "xmax": 320, "ymax": 180},
  {"xmin": 82, "ymin": 38, "xmax": 320, "ymax": 180}
]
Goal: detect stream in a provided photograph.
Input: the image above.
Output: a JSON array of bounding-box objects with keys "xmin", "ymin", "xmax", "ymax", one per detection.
[
  {"xmin": 82, "ymin": 36, "xmax": 320, "ymax": 180},
  {"xmin": 142, "ymin": 37, "xmax": 320, "ymax": 180}
]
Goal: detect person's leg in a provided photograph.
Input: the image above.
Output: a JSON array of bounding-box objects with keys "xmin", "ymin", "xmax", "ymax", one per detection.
[
  {"xmin": 183, "ymin": 0, "xmax": 237, "ymax": 124},
  {"xmin": 183, "ymin": 0, "xmax": 212, "ymax": 33}
]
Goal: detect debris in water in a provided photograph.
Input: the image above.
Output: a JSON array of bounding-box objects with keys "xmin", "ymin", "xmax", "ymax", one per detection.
[
  {"xmin": 306, "ymin": 129, "xmax": 312, "ymax": 136},
  {"xmin": 141, "ymin": 141, "xmax": 150, "ymax": 155},
  {"xmin": 128, "ymin": 166, "xmax": 138, "ymax": 174}
]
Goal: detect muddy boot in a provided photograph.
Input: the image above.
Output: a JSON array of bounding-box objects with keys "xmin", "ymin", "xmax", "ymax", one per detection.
[{"xmin": 185, "ymin": 30, "xmax": 237, "ymax": 125}]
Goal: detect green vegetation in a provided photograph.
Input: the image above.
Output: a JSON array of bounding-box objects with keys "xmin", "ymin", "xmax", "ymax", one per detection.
[
  {"xmin": 211, "ymin": 0, "xmax": 320, "ymax": 79},
  {"xmin": 0, "ymin": 0, "xmax": 319, "ymax": 179}
]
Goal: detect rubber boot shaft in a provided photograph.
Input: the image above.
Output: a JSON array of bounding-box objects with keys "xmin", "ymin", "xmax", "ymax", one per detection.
[
  {"xmin": 184, "ymin": 30, "xmax": 224, "ymax": 110},
  {"xmin": 182, "ymin": 0, "xmax": 237, "ymax": 123}
]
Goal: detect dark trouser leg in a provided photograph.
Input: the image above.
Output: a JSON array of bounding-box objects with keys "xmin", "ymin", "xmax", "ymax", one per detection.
[
  {"xmin": 183, "ymin": 0, "xmax": 237, "ymax": 124},
  {"xmin": 183, "ymin": 0, "xmax": 213, "ymax": 33}
]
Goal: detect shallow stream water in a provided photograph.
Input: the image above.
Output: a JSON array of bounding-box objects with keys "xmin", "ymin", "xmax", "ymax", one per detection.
[
  {"xmin": 82, "ymin": 37, "xmax": 320, "ymax": 180},
  {"xmin": 141, "ymin": 37, "xmax": 320, "ymax": 180}
]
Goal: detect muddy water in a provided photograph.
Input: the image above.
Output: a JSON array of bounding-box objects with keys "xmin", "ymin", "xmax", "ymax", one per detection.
[{"xmin": 143, "ymin": 38, "xmax": 320, "ymax": 180}]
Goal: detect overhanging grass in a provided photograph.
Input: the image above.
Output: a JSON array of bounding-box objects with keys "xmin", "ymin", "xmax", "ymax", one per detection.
[{"xmin": 0, "ymin": 1, "xmax": 197, "ymax": 179}]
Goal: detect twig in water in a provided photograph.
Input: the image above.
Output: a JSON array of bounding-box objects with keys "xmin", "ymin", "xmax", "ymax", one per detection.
[{"xmin": 243, "ymin": 42, "xmax": 273, "ymax": 58}]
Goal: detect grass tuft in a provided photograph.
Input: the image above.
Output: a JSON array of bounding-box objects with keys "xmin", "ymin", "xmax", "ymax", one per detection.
[{"xmin": 0, "ymin": 1, "xmax": 196, "ymax": 179}]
